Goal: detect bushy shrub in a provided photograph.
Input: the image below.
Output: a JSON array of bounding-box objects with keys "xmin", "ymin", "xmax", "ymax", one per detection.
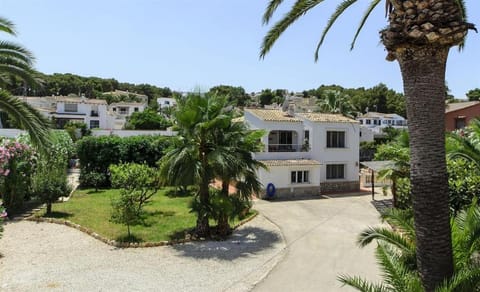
[
  {"xmin": 448, "ymin": 159, "xmax": 480, "ymax": 214},
  {"xmin": 109, "ymin": 163, "xmax": 160, "ymax": 238},
  {"xmin": 392, "ymin": 159, "xmax": 480, "ymax": 213},
  {"xmin": 0, "ymin": 140, "xmax": 37, "ymax": 212},
  {"xmin": 77, "ymin": 135, "xmax": 171, "ymax": 187},
  {"xmin": 30, "ymin": 131, "xmax": 74, "ymax": 214},
  {"xmin": 64, "ymin": 121, "xmax": 91, "ymax": 142}
]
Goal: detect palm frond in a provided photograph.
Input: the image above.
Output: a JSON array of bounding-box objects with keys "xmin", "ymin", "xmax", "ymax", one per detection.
[
  {"xmin": 337, "ymin": 274, "xmax": 388, "ymax": 292},
  {"xmin": 262, "ymin": 0, "xmax": 286, "ymax": 24},
  {"xmin": 358, "ymin": 226, "xmax": 416, "ymax": 256},
  {"xmin": 0, "ymin": 17, "xmax": 16, "ymax": 35},
  {"xmin": 314, "ymin": 0, "xmax": 358, "ymax": 61},
  {"xmin": 381, "ymin": 208, "xmax": 416, "ymax": 240},
  {"xmin": 0, "ymin": 40, "xmax": 35, "ymax": 63},
  {"xmin": 0, "ymin": 90, "xmax": 51, "ymax": 150},
  {"xmin": 260, "ymin": 0, "xmax": 324, "ymax": 59},
  {"xmin": 436, "ymin": 267, "xmax": 480, "ymax": 292},
  {"xmin": 350, "ymin": 0, "xmax": 381, "ymax": 50}
]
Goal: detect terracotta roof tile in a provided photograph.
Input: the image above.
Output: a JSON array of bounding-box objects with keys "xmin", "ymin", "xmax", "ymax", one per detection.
[
  {"xmin": 297, "ymin": 113, "xmax": 359, "ymax": 123},
  {"xmin": 246, "ymin": 109, "xmax": 302, "ymax": 122},
  {"xmin": 445, "ymin": 101, "xmax": 480, "ymax": 113}
]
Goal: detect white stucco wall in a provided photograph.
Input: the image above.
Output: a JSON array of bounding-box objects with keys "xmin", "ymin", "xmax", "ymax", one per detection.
[
  {"xmin": 359, "ymin": 126, "xmax": 375, "ymax": 142},
  {"xmin": 258, "ymin": 164, "xmax": 321, "ymax": 190}
]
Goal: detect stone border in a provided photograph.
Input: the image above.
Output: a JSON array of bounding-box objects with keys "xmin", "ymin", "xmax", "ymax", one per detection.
[{"xmin": 26, "ymin": 211, "xmax": 258, "ymax": 248}]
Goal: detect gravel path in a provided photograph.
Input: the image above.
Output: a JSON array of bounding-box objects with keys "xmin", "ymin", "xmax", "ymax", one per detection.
[{"xmin": 0, "ymin": 215, "xmax": 285, "ymax": 292}]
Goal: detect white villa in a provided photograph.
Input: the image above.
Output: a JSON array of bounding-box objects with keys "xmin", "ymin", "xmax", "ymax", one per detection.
[
  {"xmin": 356, "ymin": 112, "xmax": 407, "ymax": 141},
  {"xmin": 19, "ymin": 96, "xmax": 147, "ymax": 130},
  {"xmin": 157, "ymin": 97, "xmax": 177, "ymax": 109},
  {"xmin": 243, "ymin": 108, "xmax": 360, "ymax": 199}
]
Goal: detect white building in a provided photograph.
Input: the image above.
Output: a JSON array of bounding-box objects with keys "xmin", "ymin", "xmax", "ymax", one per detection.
[
  {"xmin": 20, "ymin": 96, "xmax": 147, "ymax": 130},
  {"xmin": 157, "ymin": 97, "xmax": 177, "ymax": 109},
  {"xmin": 107, "ymin": 102, "xmax": 147, "ymax": 129},
  {"xmin": 53, "ymin": 96, "xmax": 108, "ymax": 129},
  {"xmin": 356, "ymin": 112, "xmax": 407, "ymax": 138},
  {"xmin": 243, "ymin": 108, "xmax": 360, "ymax": 199}
]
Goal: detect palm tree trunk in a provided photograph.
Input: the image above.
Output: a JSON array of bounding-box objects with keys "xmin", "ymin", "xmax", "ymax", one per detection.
[
  {"xmin": 391, "ymin": 179, "xmax": 397, "ymax": 208},
  {"xmin": 217, "ymin": 180, "xmax": 232, "ymax": 238},
  {"xmin": 196, "ymin": 149, "xmax": 211, "ymax": 238},
  {"xmin": 397, "ymin": 46, "xmax": 453, "ymax": 291}
]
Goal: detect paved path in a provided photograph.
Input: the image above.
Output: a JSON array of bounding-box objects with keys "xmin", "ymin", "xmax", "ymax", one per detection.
[
  {"xmin": 0, "ymin": 216, "xmax": 285, "ymax": 292},
  {"xmin": 252, "ymin": 194, "xmax": 383, "ymax": 292}
]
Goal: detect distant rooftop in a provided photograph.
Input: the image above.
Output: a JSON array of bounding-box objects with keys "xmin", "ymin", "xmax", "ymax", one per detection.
[
  {"xmin": 246, "ymin": 109, "xmax": 302, "ymax": 122},
  {"xmin": 357, "ymin": 112, "xmax": 404, "ymax": 119},
  {"xmin": 55, "ymin": 96, "xmax": 107, "ymax": 105},
  {"xmin": 445, "ymin": 101, "xmax": 480, "ymax": 113},
  {"xmin": 297, "ymin": 113, "xmax": 358, "ymax": 124}
]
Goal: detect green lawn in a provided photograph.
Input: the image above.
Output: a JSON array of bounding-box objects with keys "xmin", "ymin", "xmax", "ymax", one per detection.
[{"xmin": 39, "ymin": 188, "xmax": 253, "ymax": 242}]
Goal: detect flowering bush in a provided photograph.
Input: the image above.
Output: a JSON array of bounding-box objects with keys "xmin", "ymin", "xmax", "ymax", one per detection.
[{"xmin": 0, "ymin": 140, "xmax": 37, "ymax": 211}]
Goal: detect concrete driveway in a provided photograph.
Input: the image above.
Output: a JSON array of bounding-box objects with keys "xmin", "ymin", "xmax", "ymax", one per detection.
[{"xmin": 252, "ymin": 194, "xmax": 383, "ymax": 292}]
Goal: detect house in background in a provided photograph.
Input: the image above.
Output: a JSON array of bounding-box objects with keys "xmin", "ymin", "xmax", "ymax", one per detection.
[
  {"xmin": 157, "ymin": 97, "xmax": 177, "ymax": 109},
  {"xmin": 107, "ymin": 101, "xmax": 147, "ymax": 129},
  {"xmin": 243, "ymin": 108, "xmax": 360, "ymax": 198},
  {"xmin": 20, "ymin": 95, "xmax": 147, "ymax": 130},
  {"xmin": 445, "ymin": 101, "xmax": 480, "ymax": 131},
  {"xmin": 53, "ymin": 96, "xmax": 108, "ymax": 129},
  {"xmin": 356, "ymin": 112, "xmax": 408, "ymax": 143}
]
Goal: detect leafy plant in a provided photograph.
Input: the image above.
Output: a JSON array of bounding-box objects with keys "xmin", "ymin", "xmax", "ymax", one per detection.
[
  {"xmin": 64, "ymin": 121, "xmax": 91, "ymax": 142},
  {"xmin": 109, "ymin": 163, "xmax": 160, "ymax": 239}
]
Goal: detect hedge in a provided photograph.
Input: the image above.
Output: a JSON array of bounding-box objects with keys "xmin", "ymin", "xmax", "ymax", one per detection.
[{"xmin": 76, "ymin": 135, "xmax": 172, "ymax": 187}]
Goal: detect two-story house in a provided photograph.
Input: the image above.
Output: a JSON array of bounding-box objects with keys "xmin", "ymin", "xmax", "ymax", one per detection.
[
  {"xmin": 244, "ymin": 108, "xmax": 360, "ymax": 199},
  {"xmin": 356, "ymin": 112, "xmax": 408, "ymax": 141},
  {"xmin": 52, "ymin": 96, "xmax": 108, "ymax": 129},
  {"xmin": 157, "ymin": 97, "xmax": 177, "ymax": 109}
]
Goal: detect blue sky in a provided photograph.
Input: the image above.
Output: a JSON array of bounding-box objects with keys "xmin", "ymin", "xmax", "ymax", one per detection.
[{"xmin": 2, "ymin": 1, "xmax": 479, "ymax": 98}]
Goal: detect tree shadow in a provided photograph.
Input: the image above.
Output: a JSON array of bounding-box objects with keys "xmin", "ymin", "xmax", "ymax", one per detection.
[
  {"xmin": 86, "ymin": 189, "xmax": 106, "ymax": 195},
  {"xmin": 172, "ymin": 226, "xmax": 282, "ymax": 261},
  {"xmin": 115, "ymin": 234, "xmax": 144, "ymax": 243},
  {"xmin": 43, "ymin": 211, "xmax": 73, "ymax": 219},
  {"xmin": 371, "ymin": 199, "xmax": 393, "ymax": 215},
  {"xmin": 165, "ymin": 188, "xmax": 195, "ymax": 198}
]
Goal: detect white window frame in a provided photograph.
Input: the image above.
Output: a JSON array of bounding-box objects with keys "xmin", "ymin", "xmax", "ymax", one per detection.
[
  {"xmin": 64, "ymin": 103, "xmax": 78, "ymax": 113},
  {"xmin": 291, "ymin": 170, "xmax": 309, "ymax": 184}
]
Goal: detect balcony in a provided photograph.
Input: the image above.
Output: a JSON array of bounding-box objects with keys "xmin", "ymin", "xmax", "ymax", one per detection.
[{"xmin": 268, "ymin": 144, "xmax": 307, "ymax": 152}]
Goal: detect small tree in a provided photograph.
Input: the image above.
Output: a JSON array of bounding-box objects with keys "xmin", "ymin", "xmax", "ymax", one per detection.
[{"xmin": 109, "ymin": 163, "xmax": 160, "ymax": 239}]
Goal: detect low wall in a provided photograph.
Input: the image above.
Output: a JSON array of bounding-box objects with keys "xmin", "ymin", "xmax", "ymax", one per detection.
[
  {"xmin": 320, "ymin": 181, "xmax": 360, "ymax": 194},
  {"xmin": 91, "ymin": 130, "xmax": 177, "ymax": 137},
  {"xmin": 260, "ymin": 186, "xmax": 321, "ymax": 200}
]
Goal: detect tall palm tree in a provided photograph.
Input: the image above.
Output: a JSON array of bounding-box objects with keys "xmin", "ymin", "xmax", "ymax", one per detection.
[
  {"xmin": 159, "ymin": 93, "xmax": 233, "ymax": 237},
  {"xmin": 210, "ymin": 119, "xmax": 265, "ymax": 237},
  {"xmin": 0, "ymin": 16, "xmax": 50, "ymax": 149},
  {"xmin": 260, "ymin": 1, "xmax": 476, "ymax": 289}
]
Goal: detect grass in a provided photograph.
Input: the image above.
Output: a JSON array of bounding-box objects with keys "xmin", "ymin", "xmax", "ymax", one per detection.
[{"xmin": 38, "ymin": 188, "xmax": 254, "ymax": 242}]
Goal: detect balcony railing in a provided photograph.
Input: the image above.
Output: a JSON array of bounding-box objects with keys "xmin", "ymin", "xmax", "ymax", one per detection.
[{"xmin": 268, "ymin": 144, "xmax": 308, "ymax": 152}]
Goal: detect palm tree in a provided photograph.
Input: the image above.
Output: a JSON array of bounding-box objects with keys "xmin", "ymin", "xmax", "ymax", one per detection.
[
  {"xmin": 340, "ymin": 203, "xmax": 480, "ymax": 291},
  {"xmin": 260, "ymin": 1, "xmax": 475, "ymax": 289},
  {"xmin": 316, "ymin": 89, "xmax": 355, "ymax": 117},
  {"xmin": 159, "ymin": 93, "xmax": 233, "ymax": 237},
  {"xmin": 210, "ymin": 119, "xmax": 265, "ymax": 237},
  {"xmin": 0, "ymin": 16, "xmax": 50, "ymax": 149}
]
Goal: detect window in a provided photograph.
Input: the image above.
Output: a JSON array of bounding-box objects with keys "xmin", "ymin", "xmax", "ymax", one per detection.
[
  {"xmin": 326, "ymin": 164, "xmax": 344, "ymax": 179},
  {"xmin": 327, "ymin": 131, "xmax": 345, "ymax": 148},
  {"xmin": 165, "ymin": 101, "xmax": 170, "ymax": 105},
  {"xmin": 119, "ymin": 107, "xmax": 129, "ymax": 115},
  {"xmin": 304, "ymin": 130, "xmax": 309, "ymax": 141},
  {"xmin": 64, "ymin": 103, "xmax": 78, "ymax": 112},
  {"xmin": 89, "ymin": 120, "xmax": 100, "ymax": 129},
  {"xmin": 455, "ymin": 117, "xmax": 466, "ymax": 129},
  {"xmin": 359, "ymin": 120, "xmax": 363, "ymax": 124},
  {"xmin": 291, "ymin": 171, "xmax": 309, "ymax": 184},
  {"xmin": 366, "ymin": 119, "xmax": 371, "ymax": 125},
  {"xmin": 279, "ymin": 131, "xmax": 292, "ymax": 145},
  {"xmin": 134, "ymin": 107, "xmax": 139, "ymax": 112}
]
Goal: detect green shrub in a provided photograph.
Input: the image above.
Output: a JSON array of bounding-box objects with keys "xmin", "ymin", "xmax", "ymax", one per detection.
[
  {"xmin": 76, "ymin": 135, "xmax": 172, "ymax": 187},
  {"xmin": 109, "ymin": 163, "xmax": 160, "ymax": 238},
  {"xmin": 64, "ymin": 121, "xmax": 91, "ymax": 142},
  {"xmin": 79, "ymin": 171, "xmax": 106, "ymax": 192}
]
